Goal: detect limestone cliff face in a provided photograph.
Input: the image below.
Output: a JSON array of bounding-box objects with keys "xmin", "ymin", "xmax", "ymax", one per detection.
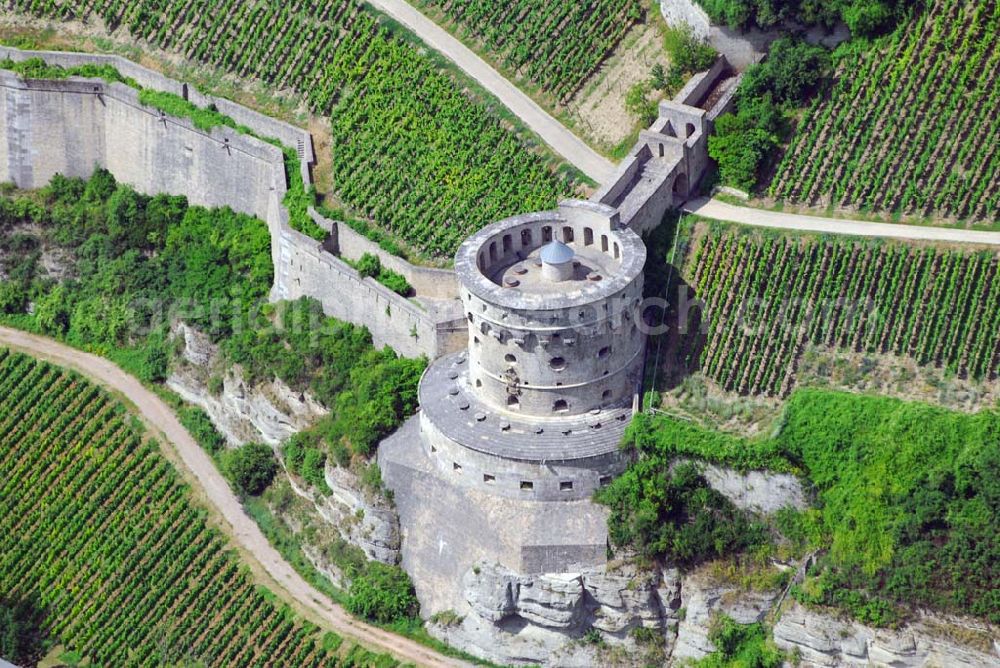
[
  {"xmin": 432, "ymin": 560, "xmax": 678, "ymax": 667},
  {"xmin": 669, "ymin": 566, "xmax": 999, "ymax": 667},
  {"xmin": 773, "ymin": 602, "xmax": 999, "ymax": 667},
  {"xmin": 166, "ymin": 323, "xmax": 326, "ymax": 446},
  {"xmin": 697, "ymin": 462, "xmax": 808, "ymax": 515},
  {"xmin": 165, "ymin": 322, "xmax": 400, "ymax": 565},
  {"xmin": 670, "ymin": 567, "xmax": 785, "ymax": 662}
]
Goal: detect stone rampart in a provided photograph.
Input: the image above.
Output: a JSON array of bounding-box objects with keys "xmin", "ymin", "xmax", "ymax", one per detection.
[
  {"xmin": 310, "ymin": 209, "xmax": 460, "ymax": 301},
  {"xmin": 277, "ymin": 225, "xmax": 465, "ymax": 359},
  {"xmin": 0, "ymin": 74, "xmax": 283, "ymax": 220},
  {"xmin": 0, "ymin": 46, "xmax": 314, "ymax": 186},
  {"xmin": 0, "ymin": 48, "xmax": 458, "ymax": 360}
]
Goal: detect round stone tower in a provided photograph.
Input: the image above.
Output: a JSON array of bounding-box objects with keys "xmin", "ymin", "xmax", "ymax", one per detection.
[{"xmin": 415, "ymin": 200, "xmax": 647, "ymax": 501}]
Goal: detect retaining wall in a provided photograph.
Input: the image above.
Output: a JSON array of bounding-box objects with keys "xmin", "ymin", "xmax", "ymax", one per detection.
[
  {"xmin": 0, "ymin": 48, "xmax": 462, "ymax": 359},
  {"xmin": 309, "ymin": 209, "xmax": 460, "ymax": 301},
  {"xmin": 0, "ymin": 46, "xmax": 314, "ymax": 185},
  {"xmin": 0, "ymin": 74, "xmax": 284, "ymax": 221},
  {"xmin": 277, "ymin": 225, "xmax": 465, "ymax": 358}
]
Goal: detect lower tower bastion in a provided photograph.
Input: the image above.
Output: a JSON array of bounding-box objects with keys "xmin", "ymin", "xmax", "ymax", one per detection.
[{"xmin": 378, "ymin": 200, "xmax": 656, "ymax": 663}]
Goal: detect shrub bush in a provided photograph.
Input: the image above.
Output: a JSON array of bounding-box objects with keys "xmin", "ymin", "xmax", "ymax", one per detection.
[
  {"xmin": 223, "ymin": 443, "xmax": 278, "ymax": 496},
  {"xmin": 346, "ymin": 562, "xmax": 418, "ymax": 623}
]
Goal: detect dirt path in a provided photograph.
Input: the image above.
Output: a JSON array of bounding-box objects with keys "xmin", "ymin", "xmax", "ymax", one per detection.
[
  {"xmin": 0, "ymin": 326, "xmax": 470, "ymax": 668},
  {"xmin": 685, "ymin": 197, "xmax": 1000, "ymax": 246},
  {"xmin": 366, "ymin": 0, "xmax": 615, "ymax": 183}
]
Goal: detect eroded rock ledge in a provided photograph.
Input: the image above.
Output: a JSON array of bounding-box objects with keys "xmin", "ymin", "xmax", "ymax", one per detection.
[{"xmin": 165, "ymin": 322, "xmax": 400, "ymax": 566}]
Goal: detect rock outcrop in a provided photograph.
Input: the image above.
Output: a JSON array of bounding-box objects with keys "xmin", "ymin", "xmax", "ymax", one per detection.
[
  {"xmin": 664, "ymin": 459, "xmax": 808, "ymax": 519},
  {"xmin": 671, "ymin": 567, "xmax": 784, "ymax": 662},
  {"xmin": 166, "ymin": 322, "xmax": 400, "ymax": 564},
  {"xmin": 440, "ymin": 554, "xmax": 999, "ymax": 667},
  {"xmin": 773, "ymin": 602, "xmax": 1000, "ymax": 667},
  {"xmin": 167, "ymin": 323, "xmax": 327, "ymax": 445},
  {"xmin": 690, "ymin": 460, "xmax": 809, "ymax": 515},
  {"xmin": 433, "ymin": 560, "xmax": 677, "ymax": 666}
]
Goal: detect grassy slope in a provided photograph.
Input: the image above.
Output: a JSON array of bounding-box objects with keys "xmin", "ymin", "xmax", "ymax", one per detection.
[{"xmin": 626, "ymin": 388, "xmax": 999, "ymax": 623}]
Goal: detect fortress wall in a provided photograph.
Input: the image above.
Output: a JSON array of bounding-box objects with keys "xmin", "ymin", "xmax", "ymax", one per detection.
[
  {"xmin": 0, "ymin": 75, "xmax": 282, "ymax": 222},
  {"xmin": 312, "ymin": 209, "xmax": 460, "ymax": 301},
  {"xmin": 278, "ymin": 225, "xmax": 464, "ymax": 359},
  {"xmin": 186, "ymin": 88, "xmax": 314, "ymax": 184},
  {"xmin": 0, "ymin": 75, "xmax": 107, "ymax": 186},
  {"xmin": 0, "ymin": 52, "xmax": 461, "ymax": 360},
  {"xmin": 0, "ymin": 47, "xmax": 314, "ymax": 186},
  {"xmin": 674, "ymin": 56, "xmax": 729, "ymax": 108},
  {"xmin": 0, "ymin": 47, "xmax": 187, "ymax": 95},
  {"xmin": 592, "ymin": 156, "xmax": 642, "ymax": 208},
  {"xmin": 102, "ymin": 84, "xmax": 283, "ymax": 221}
]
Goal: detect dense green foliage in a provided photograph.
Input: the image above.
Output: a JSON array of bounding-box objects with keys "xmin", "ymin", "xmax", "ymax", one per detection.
[
  {"xmin": 0, "ymin": 597, "xmax": 46, "ymax": 666},
  {"xmin": 0, "ymin": 55, "xmax": 137, "ymax": 86},
  {"xmin": 346, "ymin": 563, "xmax": 419, "ymax": 624},
  {"xmin": 695, "ymin": 616, "xmax": 783, "ymax": 668},
  {"xmin": 661, "ymin": 26, "xmax": 718, "ymax": 91},
  {"xmin": 619, "ymin": 389, "xmax": 1000, "ymax": 622},
  {"xmin": 709, "ymin": 38, "xmax": 829, "ymax": 191},
  {"xmin": 623, "ymin": 413, "xmax": 797, "ymax": 473},
  {"xmin": 0, "ymin": 350, "xmax": 392, "ymax": 666},
  {"xmin": 223, "ymin": 442, "xmax": 278, "ymax": 496},
  {"xmin": 9, "ymin": 0, "xmax": 576, "ymax": 258},
  {"xmin": 225, "ymin": 298, "xmax": 426, "ymax": 460},
  {"xmin": 782, "ymin": 390, "xmax": 1000, "ymax": 621},
  {"xmin": 770, "ymin": 0, "xmax": 1000, "ymax": 224},
  {"xmin": 353, "ymin": 253, "xmax": 413, "ymax": 297},
  {"xmin": 283, "ymin": 430, "xmax": 334, "ymax": 493},
  {"xmin": 598, "ymin": 460, "xmax": 768, "ymax": 566},
  {"xmin": 0, "ymin": 169, "xmax": 271, "ymax": 380},
  {"xmin": 182, "ymin": 406, "xmax": 423, "ymax": 632},
  {"xmin": 178, "ymin": 405, "xmax": 228, "ymax": 456},
  {"xmin": 695, "ymin": 0, "xmax": 918, "ymax": 35},
  {"xmin": 412, "ymin": 0, "xmax": 644, "ymax": 102},
  {"xmin": 682, "ymin": 226, "xmax": 1000, "ymax": 396}
]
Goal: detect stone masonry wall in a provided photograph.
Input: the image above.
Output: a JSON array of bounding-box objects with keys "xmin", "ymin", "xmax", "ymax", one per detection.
[
  {"xmin": 0, "ymin": 46, "xmax": 314, "ymax": 184},
  {"xmin": 277, "ymin": 225, "xmax": 465, "ymax": 359},
  {"xmin": 310, "ymin": 209, "xmax": 460, "ymax": 301},
  {"xmin": 0, "ymin": 49, "xmax": 462, "ymax": 359}
]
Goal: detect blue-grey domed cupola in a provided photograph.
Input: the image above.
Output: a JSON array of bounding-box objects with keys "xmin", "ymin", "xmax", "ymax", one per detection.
[{"xmin": 540, "ymin": 240, "xmax": 575, "ymax": 282}]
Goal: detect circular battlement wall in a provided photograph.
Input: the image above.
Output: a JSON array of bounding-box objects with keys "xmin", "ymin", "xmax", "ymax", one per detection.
[{"xmin": 454, "ymin": 203, "xmax": 646, "ymax": 418}]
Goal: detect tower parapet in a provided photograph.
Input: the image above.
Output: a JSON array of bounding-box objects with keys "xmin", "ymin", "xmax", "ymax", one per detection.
[{"xmin": 454, "ymin": 200, "xmax": 646, "ymax": 418}]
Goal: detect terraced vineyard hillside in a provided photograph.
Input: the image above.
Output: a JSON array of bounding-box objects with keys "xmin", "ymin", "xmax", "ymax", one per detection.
[
  {"xmin": 411, "ymin": 0, "xmax": 645, "ymax": 102},
  {"xmin": 677, "ymin": 225, "xmax": 1000, "ymax": 396},
  {"xmin": 770, "ymin": 0, "xmax": 1000, "ymax": 225},
  {"xmin": 4, "ymin": 0, "xmax": 576, "ymax": 258},
  {"xmin": 0, "ymin": 349, "xmax": 376, "ymax": 667}
]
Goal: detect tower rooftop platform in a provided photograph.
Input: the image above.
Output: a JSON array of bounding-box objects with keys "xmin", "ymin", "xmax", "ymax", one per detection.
[{"xmin": 419, "ymin": 352, "xmax": 631, "ymax": 463}]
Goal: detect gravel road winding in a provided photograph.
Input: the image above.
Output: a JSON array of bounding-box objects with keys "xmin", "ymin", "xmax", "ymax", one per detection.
[{"xmin": 684, "ymin": 197, "xmax": 1000, "ymax": 246}]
